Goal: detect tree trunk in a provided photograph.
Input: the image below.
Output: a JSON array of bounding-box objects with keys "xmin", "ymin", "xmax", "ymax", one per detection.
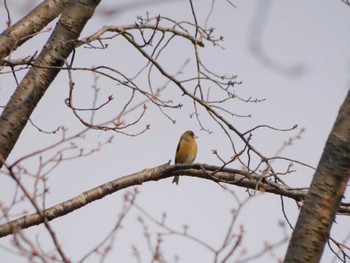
[
  {"xmin": 284, "ymin": 89, "xmax": 350, "ymax": 262},
  {"xmin": 0, "ymin": 0, "xmax": 101, "ymax": 168}
]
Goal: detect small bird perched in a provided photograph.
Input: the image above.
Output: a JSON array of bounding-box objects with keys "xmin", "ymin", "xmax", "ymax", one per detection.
[{"xmin": 172, "ymin": 130, "xmax": 198, "ymax": 185}]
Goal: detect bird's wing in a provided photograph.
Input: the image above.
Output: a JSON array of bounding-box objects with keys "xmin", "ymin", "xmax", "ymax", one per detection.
[{"xmin": 175, "ymin": 139, "xmax": 182, "ymax": 163}]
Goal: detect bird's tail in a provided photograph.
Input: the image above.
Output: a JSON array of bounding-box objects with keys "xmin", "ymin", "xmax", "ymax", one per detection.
[{"xmin": 172, "ymin": 176, "xmax": 179, "ymax": 185}]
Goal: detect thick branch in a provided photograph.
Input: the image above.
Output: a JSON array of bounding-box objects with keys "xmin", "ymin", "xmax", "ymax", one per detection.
[
  {"xmin": 0, "ymin": 163, "xmax": 349, "ymax": 238},
  {"xmin": 0, "ymin": 0, "xmax": 68, "ymax": 60},
  {"xmin": 0, "ymin": 0, "xmax": 101, "ymax": 168}
]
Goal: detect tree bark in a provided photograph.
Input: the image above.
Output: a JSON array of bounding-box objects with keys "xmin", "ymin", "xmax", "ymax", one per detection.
[
  {"xmin": 284, "ymin": 89, "xmax": 350, "ymax": 262},
  {"xmin": 0, "ymin": 0, "xmax": 68, "ymax": 60},
  {"xmin": 0, "ymin": 0, "xmax": 101, "ymax": 168}
]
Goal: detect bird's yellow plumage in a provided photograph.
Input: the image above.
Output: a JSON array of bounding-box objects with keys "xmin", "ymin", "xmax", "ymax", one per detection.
[{"xmin": 172, "ymin": 130, "xmax": 198, "ymax": 185}]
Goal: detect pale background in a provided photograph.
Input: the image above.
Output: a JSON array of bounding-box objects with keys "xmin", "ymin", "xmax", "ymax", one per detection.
[{"xmin": 0, "ymin": 0, "xmax": 349, "ymax": 262}]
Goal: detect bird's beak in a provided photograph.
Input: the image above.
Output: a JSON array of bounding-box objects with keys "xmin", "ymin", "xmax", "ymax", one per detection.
[{"xmin": 195, "ymin": 135, "xmax": 199, "ymax": 139}]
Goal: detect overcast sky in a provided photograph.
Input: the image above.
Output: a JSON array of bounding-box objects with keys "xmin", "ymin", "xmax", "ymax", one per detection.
[{"xmin": 1, "ymin": 0, "xmax": 350, "ymax": 262}]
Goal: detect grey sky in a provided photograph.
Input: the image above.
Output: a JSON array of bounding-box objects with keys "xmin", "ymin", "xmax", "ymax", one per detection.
[{"xmin": 0, "ymin": 0, "xmax": 349, "ymax": 262}]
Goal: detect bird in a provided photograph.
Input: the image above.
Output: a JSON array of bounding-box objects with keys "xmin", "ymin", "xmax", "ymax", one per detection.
[{"xmin": 172, "ymin": 130, "xmax": 198, "ymax": 185}]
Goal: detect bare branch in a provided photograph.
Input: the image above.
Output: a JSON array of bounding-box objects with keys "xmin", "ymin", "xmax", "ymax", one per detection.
[{"xmin": 0, "ymin": 163, "xmax": 349, "ymax": 238}]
